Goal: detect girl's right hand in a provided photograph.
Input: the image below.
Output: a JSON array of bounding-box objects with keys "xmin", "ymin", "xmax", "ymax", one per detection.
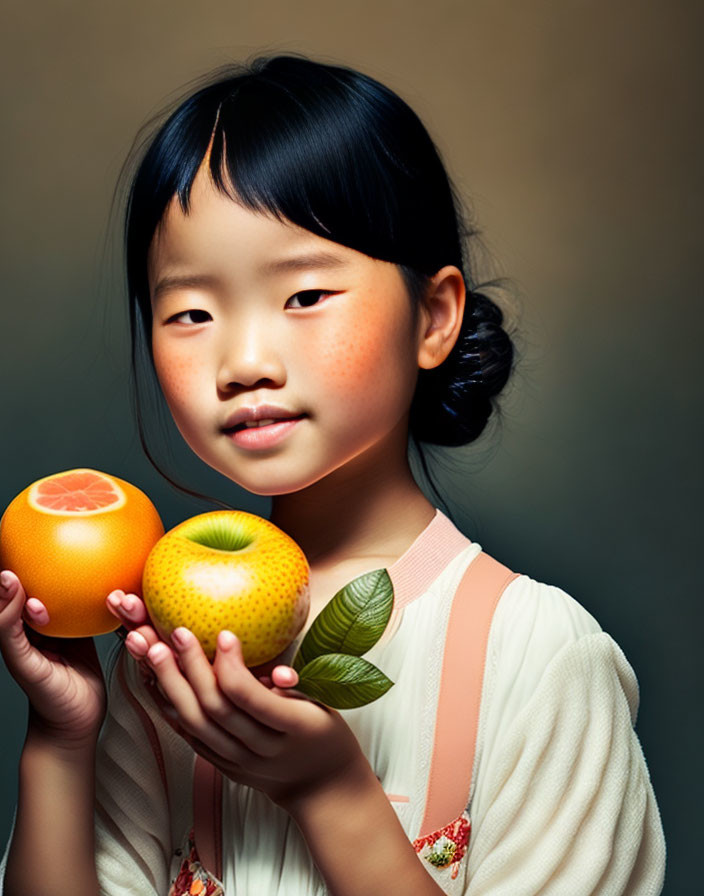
[{"xmin": 0, "ymin": 570, "xmax": 106, "ymax": 744}]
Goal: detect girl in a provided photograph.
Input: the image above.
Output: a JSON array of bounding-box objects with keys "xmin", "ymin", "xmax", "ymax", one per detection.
[{"xmin": 0, "ymin": 53, "xmax": 665, "ymax": 895}]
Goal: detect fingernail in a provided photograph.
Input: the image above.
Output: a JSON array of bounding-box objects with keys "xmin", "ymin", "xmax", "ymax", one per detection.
[
  {"xmin": 25, "ymin": 598, "xmax": 48, "ymax": 622},
  {"xmin": 171, "ymin": 627, "xmax": 192, "ymax": 649},
  {"xmin": 123, "ymin": 595, "xmax": 136, "ymax": 613},
  {"xmin": 147, "ymin": 643, "xmax": 169, "ymax": 665},
  {"xmin": 275, "ymin": 666, "xmax": 299, "ymax": 687},
  {"xmin": 218, "ymin": 630, "xmax": 237, "ymax": 652},
  {"xmin": 125, "ymin": 630, "xmax": 149, "ymax": 657},
  {"xmin": 0, "ymin": 571, "xmax": 14, "ymax": 592},
  {"xmin": 106, "ymin": 592, "xmax": 122, "ymax": 609}
]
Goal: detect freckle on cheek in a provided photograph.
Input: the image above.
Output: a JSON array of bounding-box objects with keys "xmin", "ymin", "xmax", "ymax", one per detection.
[
  {"xmin": 318, "ymin": 317, "xmax": 388, "ymax": 387},
  {"xmin": 155, "ymin": 355, "xmax": 198, "ymax": 401}
]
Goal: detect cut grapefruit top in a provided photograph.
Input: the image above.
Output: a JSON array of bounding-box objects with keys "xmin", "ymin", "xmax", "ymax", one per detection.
[{"xmin": 28, "ymin": 469, "xmax": 126, "ymax": 516}]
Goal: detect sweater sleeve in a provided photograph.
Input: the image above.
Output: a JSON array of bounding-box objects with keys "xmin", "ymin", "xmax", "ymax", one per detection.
[
  {"xmin": 463, "ymin": 630, "xmax": 666, "ymax": 895},
  {"xmin": 93, "ymin": 648, "xmax": 194, "ymax": 895}
]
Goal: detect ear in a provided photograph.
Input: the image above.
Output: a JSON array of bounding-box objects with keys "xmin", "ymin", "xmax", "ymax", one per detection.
[{"xmin": 416, "ymin": 265, "xmax": 466, "ymax": 370}]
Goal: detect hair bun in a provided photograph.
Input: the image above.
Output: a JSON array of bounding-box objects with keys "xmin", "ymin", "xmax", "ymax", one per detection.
[{"xmin": 409, "ymin": 290, "xmax": 514, "ymax": 447}]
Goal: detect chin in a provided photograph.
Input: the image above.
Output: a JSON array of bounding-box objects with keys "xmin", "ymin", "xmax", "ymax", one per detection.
[
  {"xmin": 208, "ymin": 459, "xmax": 331, "ymax": 498},
  {"xmin": 193, "ymin": 440, "xmax": 372, "ymax": 498},
  {"xmin": 237, "ymin": 473, "xmax": 329, "ymax": 497}
]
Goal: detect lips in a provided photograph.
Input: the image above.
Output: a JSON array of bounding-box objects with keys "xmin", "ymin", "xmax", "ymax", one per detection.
[
  {"xmin": 231, "ymin": 416, "xmax": 306, "ymax": 432},
  {"xmin": 238, "ymin": 418, "xmax": 282, "ymax": 430},
  {"xmin": 222, "ymin": 405, "xmax": 306, "ymax": 433}
]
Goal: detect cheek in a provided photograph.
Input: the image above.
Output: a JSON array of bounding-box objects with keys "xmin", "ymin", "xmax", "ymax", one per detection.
[
  {"xmin": 152, "ymin": 344, "xmax": 203, "ymax": 409},
  {"xmin": 312, "ymin": 301, "xmax": 413, "ymax": 405},
  {"xmin": 317, "ymin": 330, "xmax": 379, "ymax": 387}
]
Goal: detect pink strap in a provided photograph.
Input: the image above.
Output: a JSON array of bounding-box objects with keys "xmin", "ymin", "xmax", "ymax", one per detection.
[
  {"xmin": 418, "ymin": 552, "xmax": 519, "ymax": 838},
  {"xmin": 192, "ymin": 548, "xmax": 519, "ymax": 868},
  {"xmin": 193, "ymin": 755, "xmax": 223, "ymax": 880}
]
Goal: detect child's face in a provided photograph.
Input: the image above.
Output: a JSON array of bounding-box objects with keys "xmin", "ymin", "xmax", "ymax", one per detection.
[{"xmin": 147, "ymin": 164, "xmax": 425, "ymax": 497}]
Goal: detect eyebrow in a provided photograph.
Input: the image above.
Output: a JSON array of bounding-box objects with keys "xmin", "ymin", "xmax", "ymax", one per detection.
[
  {"xmin": 261, "ymin": 250, "xmax": 348, "ymax": 275},
  {"xmin": 152, "ymin": 251, "xmax": 348, "ymax": 302}
]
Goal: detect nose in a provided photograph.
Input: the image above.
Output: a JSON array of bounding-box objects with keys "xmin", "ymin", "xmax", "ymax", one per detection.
[{"xmin": 215, "ymin": 314, "xmax": 286, "ymax": 393}]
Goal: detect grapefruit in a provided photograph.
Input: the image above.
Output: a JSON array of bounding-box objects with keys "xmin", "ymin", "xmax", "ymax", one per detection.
[
  {"xmin": 142, "ymin": 511, "xmax": 310, "ymax": 665},
  {"xmin": 0, "ymin": 469, "xmax": 164, "ymax": 637}
]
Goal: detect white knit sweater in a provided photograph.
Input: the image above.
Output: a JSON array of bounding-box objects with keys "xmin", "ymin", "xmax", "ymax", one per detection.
[{"xmin": 0, "ymin": 511, "xmax": 666, "ymax": 894}]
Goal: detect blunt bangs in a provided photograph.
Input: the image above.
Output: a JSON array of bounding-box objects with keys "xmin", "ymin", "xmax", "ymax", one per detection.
[{"xmin": 124, "ymin": 55, "xmax": 466, "ymax": 347}]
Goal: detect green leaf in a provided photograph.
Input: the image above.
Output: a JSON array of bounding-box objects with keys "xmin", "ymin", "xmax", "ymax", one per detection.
[
  {"xmin": 296, "ymin": 653, "xmax": 394, "ymax": 709},
  {"xmin": 292, "ymin": 568, "xmax": 394, "ymax": 673}
]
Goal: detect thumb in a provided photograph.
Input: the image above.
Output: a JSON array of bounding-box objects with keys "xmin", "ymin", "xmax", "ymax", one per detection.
[
  {"xmin": 0, "ymin": 570, "xmax": 29, "ymax": 635},
  {"xmin": 0, "ymin": 571, "xmax": 51, "ymax": 682},
  {"xmin": 0, "ymin": 570, "xmax": 51, "ymax": 637}
]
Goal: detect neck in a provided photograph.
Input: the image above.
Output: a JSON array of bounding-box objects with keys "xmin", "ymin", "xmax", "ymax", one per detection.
[{"xmin": 270, "ymin": 425, "xmax": 437, "ymax": 569}]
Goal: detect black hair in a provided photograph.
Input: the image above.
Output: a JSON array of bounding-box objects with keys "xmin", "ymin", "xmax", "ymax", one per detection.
[{"xmin": 119, "ymin": 52, "xmax": 516, "ymax": 509}]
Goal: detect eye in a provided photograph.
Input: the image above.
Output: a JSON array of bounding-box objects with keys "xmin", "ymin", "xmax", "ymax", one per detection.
[
  {"xmin": 285, "ymin": 290, "xmax": 334, "ymax": 309},
  {"xmin": 167, "ymin": 309, "xmax": 212, "ymax": 324}
]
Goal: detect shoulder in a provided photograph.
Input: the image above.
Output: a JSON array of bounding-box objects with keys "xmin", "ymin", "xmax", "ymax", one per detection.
[
  {"xmin": 465, "ymin": 570, "xmax": 666, "ymax": 892},
  {"xmin": 477, "ymin": 566, "xmax": 639, "ymax": 733},
  {"xmin": 491, "ymin": 571, "xmax": 603, "ymax": 668},
  {"xmin": 467, "ymin": 621, "xmax": 666, "ymax": 893}
]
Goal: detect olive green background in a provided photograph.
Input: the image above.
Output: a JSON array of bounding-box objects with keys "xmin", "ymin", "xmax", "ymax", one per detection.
[{"xmin": 1, "ymin": 1, "xmax": 701, "ymax": 891}]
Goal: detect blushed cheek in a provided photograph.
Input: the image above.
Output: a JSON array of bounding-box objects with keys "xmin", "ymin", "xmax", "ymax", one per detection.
[
  {"xmin": 152, "ymin": 346, "xmax": 214, "ymax": 465},
  {"xmin": 152, "ymin": 346, "xmax": 201, "ymax": 409},
  {"xmin": 314, "ymin": 306, "xmax": 411, "ymax": 407}
]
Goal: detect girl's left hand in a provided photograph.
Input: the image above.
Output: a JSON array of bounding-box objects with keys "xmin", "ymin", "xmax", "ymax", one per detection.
[
  {"xmin": 141, "ymin": 627, "xmax": 366, "ymax": 807},
  {"xmin": 106, "ymin": 590, "xmax": 295, "ymax": 689}
]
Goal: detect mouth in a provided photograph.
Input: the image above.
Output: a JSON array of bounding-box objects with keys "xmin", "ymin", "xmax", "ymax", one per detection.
[
  {"xmin": 223, "ymin": 414, "xmax": 307, "ymax": 451},
  {"xmin": 224, "ymin": 414, "xmax": 307, "ymax": 434}
]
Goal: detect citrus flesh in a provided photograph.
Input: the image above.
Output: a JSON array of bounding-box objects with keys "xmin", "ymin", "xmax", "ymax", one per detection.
[
  {"xmin": 29, "ymin": 470, "xmax": 125, "ymax": 514},
  {"xmin": 0, "ymin": 469, "xmax": 164, "ymax": 637}
]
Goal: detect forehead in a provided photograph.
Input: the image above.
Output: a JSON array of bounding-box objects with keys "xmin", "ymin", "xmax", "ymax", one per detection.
[{"xmin": 148, "ymin": 165, "xmax": 355, "ymax": 280}]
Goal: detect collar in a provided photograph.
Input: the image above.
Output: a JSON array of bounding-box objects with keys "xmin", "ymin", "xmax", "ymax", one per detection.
[{"xmin": 388, "ymin": 509, "xmax": 472, "ymax": 611}]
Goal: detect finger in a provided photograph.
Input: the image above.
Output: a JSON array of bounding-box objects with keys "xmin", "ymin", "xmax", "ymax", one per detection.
[
  {"xmin": 146, "ymin": 642, "xmax": 241, "ymax": 758},
  {"xmin": 173, "ymin": 728, "xmax": 254, "ymax": 786},
  {"xmin": 170, "ymin": 628, "xmax": 282, "ymax": 757},
  {"xmin": 170, "ymin": 726, "xmax": 276, "ymax": 794},
  {"xmin": 212, "ymin": 631, "xmax": 305, "ymax": 733},
  {"xmin": 0, "ymin": 574, "xmax": 59, "ymax": 646},
  {"xmin": 167, "ymin": 628, "xmax": 219, "ymax": 705},
  {"xmin": 1, "ymin": 575, "xmax": 100, "ymax": 678},
  {"xmin": 0, "ymin": 572, "xmax": 45, "ymax": 648},
  {"xmin": 125, "ymin": 626, "xmax": 164, "ymax": 692},
  {"xmin": 249, "ymin": 647, "xmax": 295, "ymax": 680},
  {"xmin": 106, "ymin": 591, "xmax": 150, "ymax": 628},
  {"xmin": 0, "ymin": 571, "xmax": 28, "ymax": 631},
  {"xmin": 23, "ymin": 598, "xmax": 50, "ymax": 629},
  {"xmin": 271, "ymin": 665, "xmax": 299, "ymax": 689},
  {"xmin": 0, "ymin": 574, "xmax": 63, "ymax": 680},
  {"xmin": 124, "ymin": 625, "xmax": 160, "ymax": 661},
  {"xmin": 139, "ymin": 669, "xmax": 181, "ymax": 723}
]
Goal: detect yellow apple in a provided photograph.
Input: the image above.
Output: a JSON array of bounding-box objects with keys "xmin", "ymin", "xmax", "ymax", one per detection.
[{"xmin": 142, "ymin": 510, "xmax": 310, "ymax": 665}]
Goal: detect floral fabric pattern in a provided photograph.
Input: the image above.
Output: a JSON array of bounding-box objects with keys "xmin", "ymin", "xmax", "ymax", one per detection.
[
  {"xmin": 412, "ymin": 811, "xmax": 471, "ymax": 881},
  {"xmin": 169, "ymin": 828, "xmax": 225, "ymax": 896}
]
